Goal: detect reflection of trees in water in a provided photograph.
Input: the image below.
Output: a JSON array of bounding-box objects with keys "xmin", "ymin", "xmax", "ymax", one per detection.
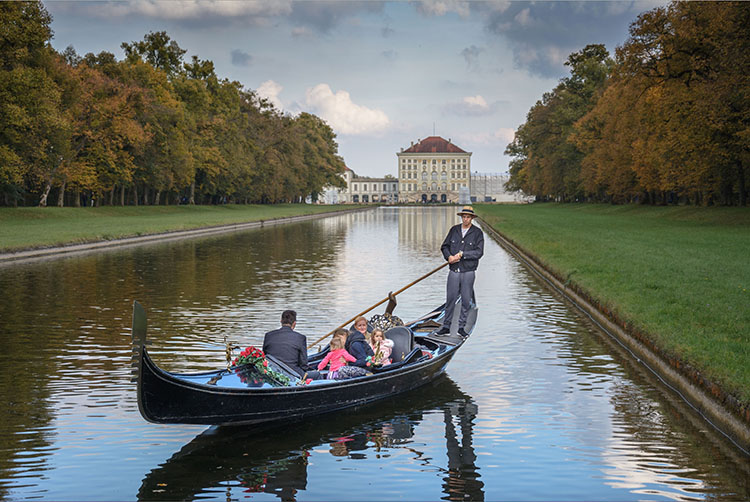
[
  {"xmin": 511, "ymin": 268, "xmax": 750, "ymax": 498},
  {"xmin": 138, "ymin": 376, "xmax": 483, "ymax": 502}
]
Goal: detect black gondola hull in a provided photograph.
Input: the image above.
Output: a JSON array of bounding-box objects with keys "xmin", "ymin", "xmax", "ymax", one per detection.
[
  {"xmin": 138, "ymin": 347, "xmax": 456, "ymax": 425},
  {"xmin": 132, "ymin": 300, "xmax": 474, "ymax": 426}
]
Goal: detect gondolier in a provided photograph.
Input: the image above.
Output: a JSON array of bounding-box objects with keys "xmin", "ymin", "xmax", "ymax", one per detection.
[{"xmin": 435, "ymin": 206, "xmax": 484, "ymax": 338}]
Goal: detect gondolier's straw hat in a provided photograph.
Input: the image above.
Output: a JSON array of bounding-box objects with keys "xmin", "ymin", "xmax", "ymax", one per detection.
[{"xmin": 457, "ymin": 206, "xmax": 477, "ymax": 217}]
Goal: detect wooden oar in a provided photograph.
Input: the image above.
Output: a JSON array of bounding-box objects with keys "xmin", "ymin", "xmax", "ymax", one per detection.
[{"xmin": 307, "ymin": 261, "xmax": 450, "ymax": 348}]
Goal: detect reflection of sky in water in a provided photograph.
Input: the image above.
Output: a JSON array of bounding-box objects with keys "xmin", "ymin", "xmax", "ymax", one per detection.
[{"xmin": 0, "ymin": 207, "xmax": 746, "ymax": 501}]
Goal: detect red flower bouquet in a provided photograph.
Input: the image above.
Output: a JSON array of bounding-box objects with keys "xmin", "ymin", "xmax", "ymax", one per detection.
[{"xmin": 232, "ymin": 346, "xmax": 291, "ymax": 386}]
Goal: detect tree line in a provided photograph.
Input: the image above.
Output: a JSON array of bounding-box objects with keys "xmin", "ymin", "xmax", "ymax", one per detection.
[
  {"xmin": 0, "ymin": 2, "xmax": 346, "ymax": 207},
  {"xmin": 506, "ymin": 1, "xmax": 749, "ymax": 206}
]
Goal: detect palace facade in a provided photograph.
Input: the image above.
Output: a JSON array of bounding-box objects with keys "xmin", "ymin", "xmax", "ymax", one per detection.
[
  {"xmin": 318, "ymin": 167, "xmax": 399, "ymax": 204},
  {"xmin": 318, "ymin": 135, "xmax": 525, "ymax": 204},
  {"xmin": 396, "ymin": 136, "xmax": 471, "ymax": 203}
]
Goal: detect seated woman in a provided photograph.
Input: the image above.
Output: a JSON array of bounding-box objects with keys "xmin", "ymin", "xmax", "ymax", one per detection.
[
  {"xmin": 339, "ymin": 316, "xmax": 374, "ymax": 378},
  {"xmin": 369, "ymin": 328, "xmax": 393, "ymax": 366},
  {"xmin": 349, "ymin": 316, "xmax": 371, "ymax": 341}
]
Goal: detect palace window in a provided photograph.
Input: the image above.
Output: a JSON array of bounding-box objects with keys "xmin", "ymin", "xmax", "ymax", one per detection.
[{"xmin": 353, "ymin": 184, "xmax": 357, "ymax": 191}]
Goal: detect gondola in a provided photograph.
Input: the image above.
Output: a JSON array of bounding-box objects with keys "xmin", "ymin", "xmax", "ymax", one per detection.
[{"xmin": 131, "ymin": 298, "xmax": 477, "ymax": 426}]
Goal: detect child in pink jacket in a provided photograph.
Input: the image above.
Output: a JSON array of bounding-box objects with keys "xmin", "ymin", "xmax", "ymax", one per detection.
[{"xmin": 318, "ymin": 333, "xmax": 357, "ymax": 380}]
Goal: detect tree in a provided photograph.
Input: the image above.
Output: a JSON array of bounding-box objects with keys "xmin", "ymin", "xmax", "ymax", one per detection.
[
  {"xmin": 505, "ymin": 44, "xmax": 613, "ymax": 200},
  {"xmin": 121, "ymin": 31, "xmax": 186, "ymax": 78},
  {"xmin": 0, "ymin": 1, "xmax": 60, "ymax": 205},
  {"xmin": 41, "ymin": 52, "xmax": 149, "ymax": 207},
  {"xmin": 574, "ymin": 1, "xmax": 750, "ymax": 205}
]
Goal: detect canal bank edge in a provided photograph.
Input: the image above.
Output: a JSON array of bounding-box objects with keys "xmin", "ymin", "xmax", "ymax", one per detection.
[
  {"xmin": 479, "ymin": 218, "xmax": 750, "ymax": 455},
  {"xmin": 0, "ymin": 207, "xmax": 370, "ymax": 265}
]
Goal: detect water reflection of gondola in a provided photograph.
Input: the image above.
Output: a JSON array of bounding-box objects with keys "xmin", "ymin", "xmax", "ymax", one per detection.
[{"xmin": 138, "ymin": 375, "xmax": 483, "ymax": 501}]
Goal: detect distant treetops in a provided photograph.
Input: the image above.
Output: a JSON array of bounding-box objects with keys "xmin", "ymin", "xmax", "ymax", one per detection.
[
  {"xmin": 0, "ymin": 2, "xmax": 346, "ymax": 207},
  {"xmin": 506, "ymin": 1, "xmax": 749, "ymax": 206}
]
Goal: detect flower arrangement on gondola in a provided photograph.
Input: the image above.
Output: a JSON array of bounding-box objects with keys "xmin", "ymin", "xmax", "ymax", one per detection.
[{"xmin": 232, "ymin": 346, "xmax": 291, "ymax": 386}]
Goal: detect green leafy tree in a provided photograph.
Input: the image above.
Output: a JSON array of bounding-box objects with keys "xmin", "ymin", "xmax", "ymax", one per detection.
[
  {"xmin": 506, "ymin": 44, "xmax": 612, "ymax": 201},
  {"xmin": 121, "ymin": 31, "xmax": 186, "ymax": 78},
  {"xmin": 0, "ymin": 1, "xmax": 62, "ymax": 206}
]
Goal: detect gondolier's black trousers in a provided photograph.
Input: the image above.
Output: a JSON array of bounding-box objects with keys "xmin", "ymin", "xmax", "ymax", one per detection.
[{"xmin": 442, "ymin": 269, "xmax": 475, "ymax": 330}]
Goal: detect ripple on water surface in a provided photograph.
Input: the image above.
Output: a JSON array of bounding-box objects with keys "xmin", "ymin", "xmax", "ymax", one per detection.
[{"xmin": 0, "ymin": 207, "xmax": 747, "ymax": 501}]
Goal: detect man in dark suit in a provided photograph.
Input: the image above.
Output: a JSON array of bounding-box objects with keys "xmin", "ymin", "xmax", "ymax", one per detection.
[{"xmin": 262, "ymin": 310, "xmax": 310, "ymax": 378}]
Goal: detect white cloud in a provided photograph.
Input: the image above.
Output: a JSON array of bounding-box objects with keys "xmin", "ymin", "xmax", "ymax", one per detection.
[
  {"xmin": 514, "ymin": 7, "xmax": 533, "ymax": 27},
  {"xmin": 304, "ymin": 84, "xmax": 390, "ymax": 135},
  {"xmin": 291, "ymin": 26, "xmax": 314, "ymax": 38},
  {"xmin": 463, "ymin": 95, "xmax": 488, "ymax": 109},
  {"xmin": 416, "ymin": 0, "xmax": 471, "ymax": 18},
  {"xmin": 442, "ymin": 95, "xmax": 502, "ymax": 117},
  {"xmin": 495, "ymin": 127, "xmax": 515, "ymax": 145},
  {"xmin": 257, "ymin": 80, "xmax": 284, "ymax": 110},
  {"xmin": 89, "ymin": 0, "xmax": 293, "ymax": 20}
]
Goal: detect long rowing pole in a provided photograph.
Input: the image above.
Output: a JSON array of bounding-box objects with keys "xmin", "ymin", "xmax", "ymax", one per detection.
[{"xmin": 308, "ymin": 261, "xmax": 450, "ymax": 348}]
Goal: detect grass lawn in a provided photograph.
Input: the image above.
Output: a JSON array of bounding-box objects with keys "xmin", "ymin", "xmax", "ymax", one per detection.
[
  {"xmin": 476, "ymin": 203, "xmax": 750, "ymax": 406},
  {"xmin": 0, "ymin": 204, "xmax": 362, "ymax": 252}
]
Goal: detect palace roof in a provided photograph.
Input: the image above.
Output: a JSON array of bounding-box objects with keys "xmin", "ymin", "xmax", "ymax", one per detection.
[{"xmin": 401, "ymin": 136, "xmax": 468, "ymax": 154}]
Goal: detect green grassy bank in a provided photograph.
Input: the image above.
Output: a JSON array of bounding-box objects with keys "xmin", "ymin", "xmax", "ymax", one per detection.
[
  {"xmin": 0, "ymin": 204, "xmax": 362, "ymax": 252},
  {"xmin": 476, "ymin": 203, "xmax": 750, "ymax": 406}
]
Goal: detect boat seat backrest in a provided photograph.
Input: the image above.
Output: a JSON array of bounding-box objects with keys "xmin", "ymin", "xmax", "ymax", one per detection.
[{"xmin": 385, "ymin": 326, "xmax": 413, "ymax": 363}]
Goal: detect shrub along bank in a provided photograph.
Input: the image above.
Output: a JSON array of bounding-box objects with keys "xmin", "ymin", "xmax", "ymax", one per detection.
[
  {"xmin": 0, "ymin": 204, "xmax": 362, "ymax": 252},
  {"xmin": 475, "ymin": 203, "xmax": 750, "ymax": 407}
]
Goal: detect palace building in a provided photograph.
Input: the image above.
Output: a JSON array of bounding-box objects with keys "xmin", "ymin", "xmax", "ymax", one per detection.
[
  {"xmin": 318, "ymin": 167, "xmax": 399, "ymax": 204},
  {"xmin": 397, "ymin": 136, "xmax": 472, "ymax": 203}
]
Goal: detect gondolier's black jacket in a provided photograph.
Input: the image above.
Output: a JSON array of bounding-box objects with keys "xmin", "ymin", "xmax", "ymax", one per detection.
[{"xmin": 440, "ymin": 223, "xmax": 484, "ymax": 272}]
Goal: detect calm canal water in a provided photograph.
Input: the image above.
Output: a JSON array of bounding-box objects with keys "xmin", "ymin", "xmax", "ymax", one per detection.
[{"xmin": 0, "ymin": 206, "xmax": 747, "ymax": 501}]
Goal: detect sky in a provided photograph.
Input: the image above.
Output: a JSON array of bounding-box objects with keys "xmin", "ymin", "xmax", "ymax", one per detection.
[{"xmin": 44, "ymin": 0, "xmax": 665, "ymax": 178}]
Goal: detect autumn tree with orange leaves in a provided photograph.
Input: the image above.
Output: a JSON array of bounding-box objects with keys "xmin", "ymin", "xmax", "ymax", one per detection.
[
  {"xmin": 0, "ymin": 2, "xmax": 346, "ymax": 207},
  {"xmin": 510, "ymin": 1, "xmax": 749, "ymax": 206}
]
